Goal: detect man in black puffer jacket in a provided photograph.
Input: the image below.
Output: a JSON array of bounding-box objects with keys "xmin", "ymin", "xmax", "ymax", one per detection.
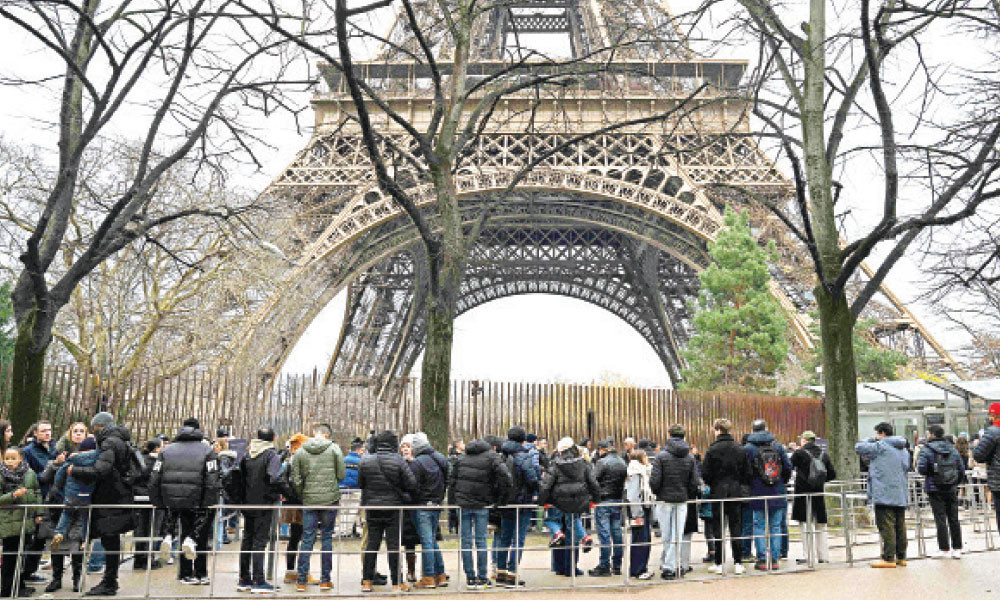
[
  {"xmin": 590, "ymin": 439, "xmax": 627, "ymax": 577},
  {"xmin": 538, "ymin": 437, "xmax": 600, "ymax": 576},
  {"xmin": 68, "ymin": 413, "xmax": 135, "ymax": 597},
  {"xmin": 649, "ymin": 425, "xmax": 700, "ymax": 580},
  {"xmin": 701, "ymin": 418, "xmax": 751, "ymax": 573},
  {"xmin": 358, "ymin": 431, "xmax": 418, "ymax": 592},
  {"xmin": 149, "ymin": 418, "xmax": 221, "ymax": 586},
  {"xmin": 448, "ymin": 440, "xmax": 511, "ymax": 588}
]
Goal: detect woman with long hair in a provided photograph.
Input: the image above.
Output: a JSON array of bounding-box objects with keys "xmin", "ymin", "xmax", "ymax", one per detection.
[
  {"xmin": 625, "ymin": 448, "xmax": 655, "ymax": 580},
  {"xmin": 0, "ymin": 420, "xmax": 12, "ymax": 456},
  {"xmin": 56, "ymin": 422, "xmax": 88, "ymax": 454}
]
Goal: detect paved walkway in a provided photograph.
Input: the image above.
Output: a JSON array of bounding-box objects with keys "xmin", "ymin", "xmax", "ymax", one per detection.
[{"xmin": 37, "ymin": 521, "xmax": 997, "ymax": 599}]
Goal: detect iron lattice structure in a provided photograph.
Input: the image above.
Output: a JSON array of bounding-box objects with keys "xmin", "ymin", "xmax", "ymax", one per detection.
[{"xmin": 227, "ymin": 0, "xmax": 961, "ymax": 392}]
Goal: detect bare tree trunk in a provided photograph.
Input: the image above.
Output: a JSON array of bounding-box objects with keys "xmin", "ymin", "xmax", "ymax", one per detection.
[
  {"xmin": 420, "ymin": 297, "xmax": 454, "ymax": 451},
  {"xmin": 10, "ymin": 307, "xmax": 50, "ymax": 439},
  {"xmin": 816, "ymin": 288, "xmax": 859, "ymax": 480}
]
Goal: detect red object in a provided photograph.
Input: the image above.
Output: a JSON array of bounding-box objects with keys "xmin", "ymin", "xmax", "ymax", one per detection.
[{"xmin": 990, "ymin": 402, "xmax": 1000, "ymax": 416}]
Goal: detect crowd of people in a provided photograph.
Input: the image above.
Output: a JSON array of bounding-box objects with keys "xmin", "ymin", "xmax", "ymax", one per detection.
[{"xmin": 0, "ymin": 402, "xmax": 996, "ymax": 597}]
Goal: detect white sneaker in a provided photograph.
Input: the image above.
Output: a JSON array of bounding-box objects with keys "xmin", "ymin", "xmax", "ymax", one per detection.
[
  {"xmin": 930, "ymin": 550, "xmax": 948, "ymax": 559},
  {"xmin": 733, "ymin": 564, "xmax": 745, "ymax": 575},
  {"xmin": 158, "ymin": 536, "xmax": 173, "ymax": 562},
  {"xmin": 181, "ymin": 537, "xmax": 197, "ymax": 561},
  {"xmin": 707, "ymin": 565, "xmax": 723, "ymax": 575},
  {"xmin": 951, "ymin": 549, "xmax": 962, "ymax": 559}
]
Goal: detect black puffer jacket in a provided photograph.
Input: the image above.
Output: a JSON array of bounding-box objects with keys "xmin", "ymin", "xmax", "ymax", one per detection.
[
  {"xmin": 701, "ymin": 433, "xmax": 752, "ymax": 499},
  {"xmin": 69, "ymin": 425, "xmax": 135, "ymax": 536},
  {"xmin": 358, "ymin": 440, "xmax": 418, "ymax": 507},
  {"xmin": 447, "ymin": 440, "xmax": 512, "ymax": 509},
  {"xmin": 409, "ymin": 445, "xmax": 450, "ymax": 505},
  {"xmin": 149, "ymin": 427, "xmax": 221, "ymax": 509},
  {"xmin": 650, "ymin": 438, "xmax": 700, "ymax": 503},
  {"xmin": 538, "ymin": 453, "xmax": 600, "ymax": 514},
  {"xmin": 593, "ymin": 451, "xmax": 628, "ymax": 501},
  {"xmin": 974, "ymin": 425, "xmax": 1000, "ymax": 492}
]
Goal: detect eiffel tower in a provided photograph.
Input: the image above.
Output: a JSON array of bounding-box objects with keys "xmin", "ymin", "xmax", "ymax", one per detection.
[{"xmin": 229, "ymin": 0, "xmax": 961, "ymax": 391}]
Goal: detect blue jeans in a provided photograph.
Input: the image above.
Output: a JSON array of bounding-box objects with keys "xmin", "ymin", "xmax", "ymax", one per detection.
[
  {"xmin": 497, "ymin": 508, "xmax": 533, "ymax": 573},
  {"xmin": 752, "ymin": 503, "xmax": 786, "ymax": 563},
  {"xmin": 87, "ymin": 539, "xmax": 105, "ymax": 571},
  {"xmin": 414, "ymin": 509, "xmax": 445, "ymax": 577},
  {"xmin": 215, "ymin": 506, "xmax": 234, "ymax": 549},
  {"xmin": 297, "ymin": 507, "xmax": 338, "ymax": 584},
  {"xmin": 741, "ymin": 504, "xmax": 754, "ymax": 559},
  {"xmin": 655, "ymin": 503, "xmax": 686, "ymax": 573},
  {"xmin": 460, "ymin": 509, "xmax": 489, "ymax": 580},
  {"xmin": 594, "ymin": 502, "xmax": 623, "ymax": 569},
  {"xmin": 544, "ymin": 508, "xmax": 585, "ymax": 541}
]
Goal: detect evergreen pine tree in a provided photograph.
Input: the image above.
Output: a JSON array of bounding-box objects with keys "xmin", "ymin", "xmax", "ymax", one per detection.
[{"xmin": 681, "ymin": 209, "xmax": 789, "ymax": 391}]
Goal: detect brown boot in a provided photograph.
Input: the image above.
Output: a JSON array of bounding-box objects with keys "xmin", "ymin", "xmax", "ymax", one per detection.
[
  {"xmin": 870, "ymin": 559, "xmax": 896, "ymax": 568},
  {"xmin": 896, "ymin": 559, "xmax": 908, "ymax": 567},
  {"xmin": 435, "ymin": 574, "xmax": 449, "ymax": 588},
  {"xmin": 406, "ymin": 554, "xmax": 417, "ymax": 583},
  {"xmin": 394, "ymin": 583, "xmax": 411, "ymax": 593},
  {"xmin": 414, "ymin": 576, "xmax": 437, "ymax": 589},
  {"xmin": 361, "ymin": 580, "xmax": 373, "ymax": 593}
]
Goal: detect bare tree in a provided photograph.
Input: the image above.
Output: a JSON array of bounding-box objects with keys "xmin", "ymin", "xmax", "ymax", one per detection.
[
  {"xmin": 0, "ymin": 0, "xmax": 310, "ymax": 437},
  {"xmin": 717, "ymin": 0, "xmax": 1000, "ymax": 475},
  {"xmin": 239, "ymin": 0, "xmax": 732, "ymax": 448}
]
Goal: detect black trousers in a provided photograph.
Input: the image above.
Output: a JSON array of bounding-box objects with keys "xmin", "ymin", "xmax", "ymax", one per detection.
[
  {"xmin": 363, "ymin": 510, "xmax": 402, "ymax": 584},
  {"xmin": 927, "ymin": 490, "xmax": 962, "ymax": 551},
  {"xmin": 177, "ymin": 509, "xmax": 212, "ymax": 579},
  {"xmin": 99, "ymin": 534, "xmax": 122, "ymax": 586},
  {"xmin": 1, "ymin": 535, "xmax": 28, "ymax": 597},
  {"xmin": 709, "ymin": 499, "xmax": 743, "ymax": 565},
  {"xmin": 285, "ymin": 522, "xmax": 303, "ymax": 571},
  {"xmin": 20, "ymin": 531, "xmax": 44, "ymax": 577},
  {"xmin": 874, "ymin": 505, "xmax": 907, "ymax": 561},
  {"xmin": 133, "ymin": 509, "xmax": 164, "ymax": 569},
  {"xmin": 240, "ymin": 511, "xmax": 274, "ymax": 583}
]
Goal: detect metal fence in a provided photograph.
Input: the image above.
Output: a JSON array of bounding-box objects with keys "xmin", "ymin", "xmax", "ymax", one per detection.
[
  {"xmin": 3, "ymin": 479, "xmax": 995, "ymax": 598},
  {"xmin": 0, "ymin": 362, "xmax": 825, "ymax": 451}
]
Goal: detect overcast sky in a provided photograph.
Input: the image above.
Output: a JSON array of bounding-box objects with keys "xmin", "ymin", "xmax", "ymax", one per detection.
[{"xmin": 0, "ymin": 1, "xmax": 983, "ymax": 387}]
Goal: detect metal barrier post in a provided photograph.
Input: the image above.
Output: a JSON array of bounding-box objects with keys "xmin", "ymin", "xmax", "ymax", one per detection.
[
  {"xmin": 144, "ymin": 506, "xmax": 155, "ymax": 597},
  {"xmin": 805, "ymin": 494, "xmax": 814, "ymax": 568},
  {"xmin": 12, "ymin": 505, "xmax": 28, "ymax": 597},
  {"xmin": 80, "ymin": 504, "xmax": 94, "ymax": 592},
  {"xmin": 915, "ymin": 488, "xmax": 926, "ymax": 558},
  {"xmin": 623, "ymin": 500, "xmax": 631, "ymax": 587},
  {"xmin": 719, "ymin": 497, "xmax": 728, "ymax": 575},
  {"xmin": 210, "ymin": 505, "xmax": 221, "ymax": 598},
  {"xmin": 840, "ymin": 489, "xmax": 853, "ymax": 565}
]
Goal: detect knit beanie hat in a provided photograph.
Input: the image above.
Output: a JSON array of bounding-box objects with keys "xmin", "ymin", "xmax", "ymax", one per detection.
[
  {"xmin": 90, "ymin": 412, "xmax": 114, "ymax": 429},
  {"xmin": 556, "ymin": 437, "xmax": 575, "ymax": 453},
  {"xmin": 79, "ymin": 437, "xmax": 98, "ymax": 451},
  {"xmin": 412, "ymin": 432, "xmax": 430, "ymax": 454}
]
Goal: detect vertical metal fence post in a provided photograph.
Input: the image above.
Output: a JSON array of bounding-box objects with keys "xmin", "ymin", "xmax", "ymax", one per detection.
[
  {"xmin": 144, "ymin": 506, "xmax": 155, "ymax": 598},
  {"xmin": 719, "ymin": 498, "xmax": 728, "ymax": 576},
  {"xmin": 623, "ymin": 500, "xmax": 631, "ymax": 588},
  {"xmin": 210, "ymin": 505, "xmax": 221, "ymax": 598},
  {"xmin": 841, "ymin": 488, "xmax": 853, "ymax": 565},
  {"xmin": 805, "ymin": 494, "xmax": 814, "ymax": 568},
  {"xmin": 81, "ymin": 504, "xmax": 94, "ymax": 592},
  {"xmin": 763, "ymin": 500, "xmax": 770, "ymax": 572},
  {"xmin": 13, "ymin": 505, "xmax": 28, "ymax": 597}
]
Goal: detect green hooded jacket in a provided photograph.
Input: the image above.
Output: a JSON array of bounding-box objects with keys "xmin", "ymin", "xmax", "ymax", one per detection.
[
  {"xmin": 0, "ymin": 468, "xmax": 42, "ymax": 538},
  {"xmin": 291, "ymin": 437, "xmax": 346, "ymax": 505}
]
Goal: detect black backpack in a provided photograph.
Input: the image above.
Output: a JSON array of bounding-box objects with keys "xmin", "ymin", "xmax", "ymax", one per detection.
[
  {"xmin": 805, "ymin": 450, "xmax": 828, "ymax": 488},
  {"xmin": 932, "ymin": 449, "xmax": 961, "ymax": 489},
  {"xmin": 753, "ymin": 443, "xmax": 783, "ymax": 486},
  {"xmin": 222, "ymin": 456, "xmax": 246, "ymax": 504},
  {"xmin": 124, "ymin": 447, "xmax": 145, "ymax": 488}
]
